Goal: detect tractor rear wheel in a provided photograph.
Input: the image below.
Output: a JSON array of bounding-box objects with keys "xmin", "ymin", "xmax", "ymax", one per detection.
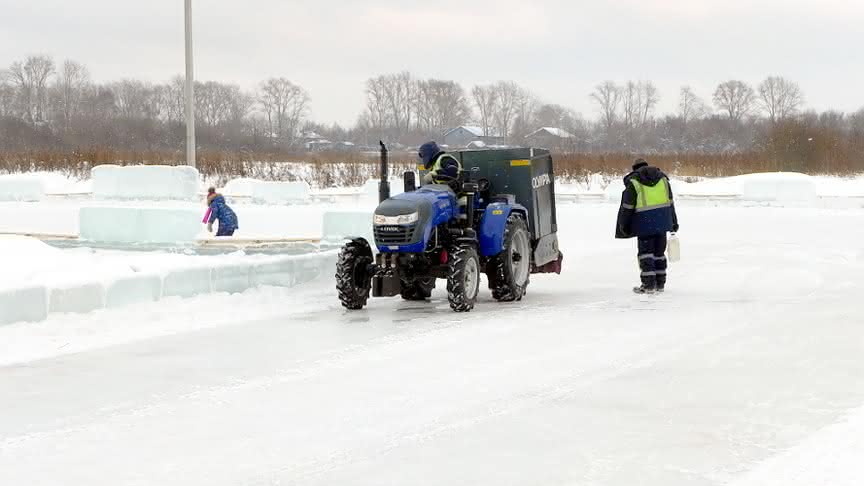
[
  {"xmin": 447, "ymin": 245, "xmax": 480, "ymax": 312},
  {"xmin": 486, "ymin": 215, "xmax": 531, "ymax": 302},
  {"xmin": 400, "ymin": 277, "xmax": 435, "ymax": 301},
  {"xmin": 336, "ymin": 239, "xmax": 374, "ymax": 310}
]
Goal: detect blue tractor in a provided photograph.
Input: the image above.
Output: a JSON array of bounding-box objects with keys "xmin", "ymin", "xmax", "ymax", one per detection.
[{"xmin": 336, "ymin": 142, "xmax": 563, "ymax": 312}]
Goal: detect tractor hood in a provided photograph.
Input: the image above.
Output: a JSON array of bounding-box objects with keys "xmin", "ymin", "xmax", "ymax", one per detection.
[
  {"xmin": 373, "ymin": 184, "xmax": 458, "ymax": 252},
  {"xmin": 374, "ymin": 197, "xmax": 430, "ymax": 218},
  {"xmin": 374, "ymin": 184, "xmax": 454, "ymax": 218}
]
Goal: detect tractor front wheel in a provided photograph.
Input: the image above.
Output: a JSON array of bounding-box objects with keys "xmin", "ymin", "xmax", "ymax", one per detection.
[
  {"xmin": 447, "ymin": 245, "xmax": 480, "ymax": 312},
  {"xmin": 336, "ymin": 239, "xmax": 374, "ymax": 310}
]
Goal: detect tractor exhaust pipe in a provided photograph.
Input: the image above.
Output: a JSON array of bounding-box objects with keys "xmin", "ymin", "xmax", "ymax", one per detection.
[{"xmin": 378, "ymin": 141, "xmax": 390, "ymax": 203}]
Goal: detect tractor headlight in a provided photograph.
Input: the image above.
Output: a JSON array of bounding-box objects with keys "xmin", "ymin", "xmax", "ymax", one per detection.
[{"xmin": 374, "ymin": 212, "xmax": 418, "ymax": 225}]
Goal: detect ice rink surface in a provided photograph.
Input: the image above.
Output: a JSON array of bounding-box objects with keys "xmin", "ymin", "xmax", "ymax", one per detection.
[{"xmin": 1, "ymin": 203, "xmax": 863, "ymax": 485}]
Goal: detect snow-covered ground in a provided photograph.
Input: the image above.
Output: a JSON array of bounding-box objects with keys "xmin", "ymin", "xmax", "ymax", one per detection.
[{"xmin": 1, "ymin": 199, "xmax": 863, "ymax": 485}]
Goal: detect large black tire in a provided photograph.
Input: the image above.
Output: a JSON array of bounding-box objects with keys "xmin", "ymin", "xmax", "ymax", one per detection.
[
  {"xmin": 447, "ymin": 246, "xmax": 481, "ymax": 312},
  {"xmin": 335, "ymin": 239, "xmax": 374, "ymax": 310},
  {"xmin": 400, "ymin": 277, "xmax": 436, "ymax": 301},
  {"xmin": 486, "ymin": 215, "xmax": 531, "ymax": 302}
]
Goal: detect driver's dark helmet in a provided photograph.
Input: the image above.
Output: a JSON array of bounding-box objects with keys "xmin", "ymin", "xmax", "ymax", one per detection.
[{"xmin": 418, "ymin": 141, "xmax": 441, "ymax": 166}]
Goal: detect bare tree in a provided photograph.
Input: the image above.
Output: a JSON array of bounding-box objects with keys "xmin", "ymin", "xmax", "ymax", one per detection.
[
  {"xmin": 639, "ymin": 81, "xmax": 659, "ymax": 125},
  {"xmin": 713, "ymin": 80, "xmax": 756, "ymax": 122},
  {"xmin": 0, "ymin": 71, "xmax": 15, "ymax": 118},
  {"xmin": 364, "ymin": 76, "xmax": 389, "ymax": 133},
  {"xmin": 621, "ymin": 81, "xmax": 640, "ymax": 129},
  {"xmin": 492, "ymin": 81, "xmax": 523, "ymax": 140},
  {"xmin": 258, "ymin": 77, "xmax": 310, "ymax": 147},
  {"xmin": 196, "ymin": 81, "xmax": 240, "ymax": 129},
  {"xmin": 229, "ymin": 90, "xmax": 254, "ymax": 127},
  {"xmin": 415, "ymin": 79, "xmax": 470, "ymax": 134},
  {"xmin": 472, "ymin": 85, "xmax": 498, "ymax": 137},
  {"xmin": 679, "ymin": 86, "xmax": 708, "ymax": 123},
  {"xmin": 382, "ymin": 71, "xmax": 414, "ymax": 137},
  {"xmin": 362, "ymin": 72, "xmax": 416, "ymax": 138},
  {"xmin": 161, "ymin": 76, "xmax": 187, "ymax": 125},
  {"xmin": 621, "ymin": 80, "xmax": 659, "ymax": 129},
  {"xmin": 109, "ymin": 79, "xmax": 155, "ymax": 119},
  {"xmin": 535, "ymin": 104, "xmax": 572, "ymax": 128},
  {"xmin": 8, "ymin": 55, "xmax": 55, "ymax": 123},
  {"xmin": 590, "ymin": 81, "xmax": 621, "ymax": 134},
  {"xmin": 511, "ymin": 88, "xmax": 539, "ymax": 141},
  {"xmin": 758, "ymin": 76, "xmax": 803, "ymax": 124},
  {"xmin": 52, "ymin": 60, "xmax": 90, "ymax": 131}
]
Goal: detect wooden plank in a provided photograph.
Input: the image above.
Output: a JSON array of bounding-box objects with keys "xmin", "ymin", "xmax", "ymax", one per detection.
[
  {"xmin": 195, "ymin": 237, "xmax": 321, "ymax": 247},
  {"xmin": 0, "ymin": 231, "xmax": 80, "ymax": 240}
]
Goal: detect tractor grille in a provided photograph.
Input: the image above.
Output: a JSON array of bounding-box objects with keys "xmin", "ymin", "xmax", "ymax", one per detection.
[{"xmin": 374, "ymin": 223, "xmax": 418, "ymax": 245}]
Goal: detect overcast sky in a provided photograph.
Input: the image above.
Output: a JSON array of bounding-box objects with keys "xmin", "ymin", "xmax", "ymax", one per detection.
[{"xmin": 1, "ymin": 0, "xmax": 862, "ymax": 125}]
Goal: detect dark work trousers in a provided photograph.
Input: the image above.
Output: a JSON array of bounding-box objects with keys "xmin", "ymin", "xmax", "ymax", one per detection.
[
  {"xmin": 216, "ymin": 226, "xmax": 236, "ymax": 237},
  {"xmin": 637, "ymin": 234, "xmax": 668, "ymax": 289}
]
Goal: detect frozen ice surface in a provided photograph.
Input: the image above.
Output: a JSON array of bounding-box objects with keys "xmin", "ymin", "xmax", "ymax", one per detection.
[{"xmin": 1, "ymin": 190, "xmax": 864, "ymax": 485}]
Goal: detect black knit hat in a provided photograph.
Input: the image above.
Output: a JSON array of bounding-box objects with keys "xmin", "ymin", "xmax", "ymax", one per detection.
[{"xmin": 632, "ymin": 158, "xmax": 649, "ymax": 170}]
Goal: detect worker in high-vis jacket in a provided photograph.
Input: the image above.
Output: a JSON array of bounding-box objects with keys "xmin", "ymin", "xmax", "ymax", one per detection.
[
  {"xmin": 616, "ymin": 158, "xmax": 680, "ymax": 294},
  {"xmin": 419, "ymin": 141, "xmax": 462, "ymax": 187}
]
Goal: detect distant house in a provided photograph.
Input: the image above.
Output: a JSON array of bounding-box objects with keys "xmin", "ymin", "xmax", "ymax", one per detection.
[
  {"xmin": 332, "ymin": 141, "xmax": 358, "ymax": 152},
  {"xmin": 525, "ymin": 127, "xmax": 574, "ymax": 149},
  {"xmin": 442, "ymin": 126, "xmax": 504, "ymax": 148},
  {"xmin": 306, "ymin": 139, "xmax": 334, "ymax": 151}
]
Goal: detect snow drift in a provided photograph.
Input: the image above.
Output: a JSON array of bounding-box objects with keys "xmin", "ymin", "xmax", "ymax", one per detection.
[{"xmin": 0, "ymin": 175, "xmax": 46, "ymax": 202}]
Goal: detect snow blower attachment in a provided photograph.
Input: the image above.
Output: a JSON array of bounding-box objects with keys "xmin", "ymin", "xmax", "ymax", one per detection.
[{"xmin": 335, "ymin": 145, "xmax": 563, "ymax": 313}]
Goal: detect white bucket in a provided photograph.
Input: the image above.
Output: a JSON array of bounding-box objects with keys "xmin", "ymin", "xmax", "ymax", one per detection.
[{"xmin": 667, "ymin": 233, "xmax": 681, "ymax": 262}]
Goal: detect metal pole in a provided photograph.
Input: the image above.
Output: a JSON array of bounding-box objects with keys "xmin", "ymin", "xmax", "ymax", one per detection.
[{"xmin": 184, "ymin": 0, "xmax": 196, "ymax": 168}]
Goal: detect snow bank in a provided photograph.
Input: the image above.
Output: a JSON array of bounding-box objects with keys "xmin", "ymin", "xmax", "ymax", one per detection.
[
  {"xmin": 1, "ymin": 235, "xmax": 66, "ymax": 289},
  {"xmin": 0, "ymin": 249, "xmax": 339, "ymax": 325},
  {"xmin": 222, "ymin": 178, "xmax": 311, "ymax": 204},
  {"xmin": 674, "ymin": 172, "xmax": 819, "ymax": 204},
  {"xmin": 92, "ymin": 165, "xmax": 200, "ymax": 201},
  {"xmin": 79, "ymin": 206, "xmax": 202, "ymax": 243},
  {"xmin": 222, "ymin": 178, "xmax": 256, "ymax": 197},
  {"xmin": 738, "ymin": 172, "xmax": 817, "ymax": 203},
  {"xmin": 0, "ymin": 175, "xmax": 46, "ymax": 202},
  {"xmin": 251, "ymin": 181, "xmax": 310, "ymax": 204}
]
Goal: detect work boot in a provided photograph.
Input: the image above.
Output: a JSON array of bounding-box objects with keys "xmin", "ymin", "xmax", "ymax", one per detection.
[{"xmin": 633, "ymin": 285, "xmax": 656, "ymax": 295}]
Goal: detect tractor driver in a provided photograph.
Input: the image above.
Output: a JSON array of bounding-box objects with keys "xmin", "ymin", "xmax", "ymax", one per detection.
[{"xmin": 419, "ymin": 141, "xmax": 462, "ymax": 188}]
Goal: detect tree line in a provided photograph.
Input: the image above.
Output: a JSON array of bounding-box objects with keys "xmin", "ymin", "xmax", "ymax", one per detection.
[
  {"xmin": 2, "ymin": 54, "xmax": 864, "ymax": 173},
  {"xmin": 0, "ymin": 55, "xmax": 309, "ymax": 153}
]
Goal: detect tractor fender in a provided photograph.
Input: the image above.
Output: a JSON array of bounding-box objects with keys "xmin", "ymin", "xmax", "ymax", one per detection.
[{"xmin": 479, "ymin": 202, "xmax": 528, "ymax": 257}]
